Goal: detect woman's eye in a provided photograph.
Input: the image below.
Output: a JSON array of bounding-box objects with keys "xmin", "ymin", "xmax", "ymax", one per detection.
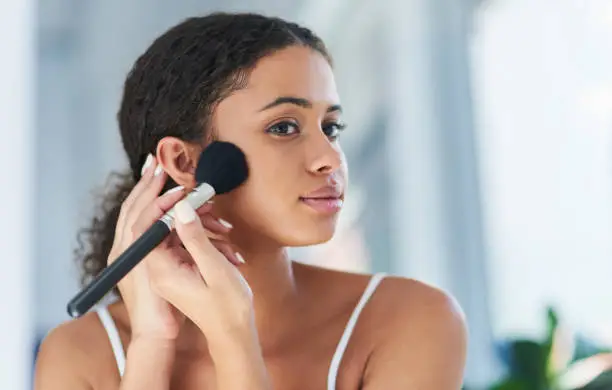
[
  {"xmin": 266, "ymin": 121, "xmax": 300, "ymax": 136},
  {"xmin": 323, "ymin": 122, "xmax": 347, "ymax": 139}
]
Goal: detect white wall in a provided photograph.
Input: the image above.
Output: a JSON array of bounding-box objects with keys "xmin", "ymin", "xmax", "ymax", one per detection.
[
  {"xmin": 473, "ymin": 0, "xmax": 612, "ymax": 343},
  {"xmin": 0, "ymin": 0, "xmax": 35, "ymax": 388}
]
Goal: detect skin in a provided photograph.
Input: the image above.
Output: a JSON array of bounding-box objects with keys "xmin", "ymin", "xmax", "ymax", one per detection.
[{"xmin": 34, "ymin": 46, "xmax": 467, "ymax": 389}]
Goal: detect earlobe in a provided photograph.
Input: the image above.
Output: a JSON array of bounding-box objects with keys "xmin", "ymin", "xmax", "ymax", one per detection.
[{"xmin": 156, "ymin": 137, "xmax": 199, "ymax": 189}]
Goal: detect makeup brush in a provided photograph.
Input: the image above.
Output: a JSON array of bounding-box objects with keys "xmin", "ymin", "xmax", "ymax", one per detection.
[{"xmin": 66, "ymin": 141, "xmax": 249, "ymax": 318}]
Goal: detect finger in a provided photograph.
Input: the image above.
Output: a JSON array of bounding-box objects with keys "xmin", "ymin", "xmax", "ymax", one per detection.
[
  {"xmin": 200, "ymin": 213, "xmax": 233, "ymax": 234},
  {"xmin": 173, "ymin": 199, "xmax": 234, "ymax": 282},
  {"xmin": 166, "ymin": 223, "xmax": 227, "ymax": 249},
  {"xmin": 117, "ymin": 155, "xmax": 158, "ymax": 228},
  {"xmin": 146, "ymin": 249, "xmax": 206, "ymax": 310},
  {"xmin": 124, "ymin": 165, "xmax": 169, "ymax": 232},
  {"xmin": 115, "ymin": 155, "xmax": 166, "ymax": 248},
  {"xmin": 108, "ymin": 190, "xmax": 185, "ymax": 267},
  {"xmin": 131, "ymin": 186, "xmax": 186, "ymax": 239},
  {"xmin": 195, "ymin": 201, "xmax": 214, "ymax": 215},
  {"xmin": 113, "ymin": 154, "xmax": 155, "ymax": 246},
  {"xmin": 202, "ymin": 229, "xmax": 227, "ymax": 242},
  {"xmin": 123, "ymin": 154, "xmax": 159, "ymax": 210},
  {"xmin": 109, "ymin": 156, "xmax": 163, "ymax": 266},
  {"xmin": 209, "ymin": 239, "xmax": 243, "ymax": 267}
]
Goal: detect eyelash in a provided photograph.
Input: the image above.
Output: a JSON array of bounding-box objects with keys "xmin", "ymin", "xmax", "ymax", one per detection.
[{"xmin": 266, "ymin": 120, "xmax": 348, "ymax": 140}]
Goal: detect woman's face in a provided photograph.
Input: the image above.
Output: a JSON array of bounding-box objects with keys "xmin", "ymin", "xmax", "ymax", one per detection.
[{"xmin": 212, "ymin": 45, "xmax": 348, "ymax": 247}]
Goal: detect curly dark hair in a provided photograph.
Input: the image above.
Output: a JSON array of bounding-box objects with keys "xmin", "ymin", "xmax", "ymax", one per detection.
[{"xmin": 74, "ymin": 12, "xmax": 331, "ymax": 292}]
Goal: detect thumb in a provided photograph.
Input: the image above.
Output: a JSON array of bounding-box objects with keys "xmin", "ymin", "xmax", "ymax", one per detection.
[
  {"xmin": 174, "ymin": 200, "xmax": 230, "ymax": 282},
  {"xmin": 173, "ymin": 199, "xmax": 215, "ymax": 250}
]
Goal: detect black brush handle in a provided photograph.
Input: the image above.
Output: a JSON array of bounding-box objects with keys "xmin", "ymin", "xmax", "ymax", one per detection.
[{"xmin": 67, "ymin": 220, "xmax": 171, "ymax": 317}]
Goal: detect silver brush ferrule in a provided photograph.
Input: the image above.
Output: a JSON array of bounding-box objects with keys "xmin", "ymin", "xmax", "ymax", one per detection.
[{"xmin": 159, "ymin": 183, "xmax": 215, "ymax": 229}]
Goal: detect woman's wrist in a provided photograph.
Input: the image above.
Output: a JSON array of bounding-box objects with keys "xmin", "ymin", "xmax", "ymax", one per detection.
[
  {"xmin": 205, "ymin": 318, "xmax": 259, "ymax": 357},
  {"xmin": 127, "ymin": 336, "xmax": 176, "ymax": 367},
  {"xmin": 214, "ymin": 356, "xmax": 271, "ymax": 390},
  {"xmin": 121, "ymin": 337, "xmax": 176, "ymax": 390},
  {"xmin": 129, "ymin": 335, "xmax": 176, "ymax": 351},
  {"xmin": 212, "ymin": 340, "xmax": 271, "ymax": 390},
  {"xmin": 207, "ymin": 326, "xmax": 271, "ymax": 390}
]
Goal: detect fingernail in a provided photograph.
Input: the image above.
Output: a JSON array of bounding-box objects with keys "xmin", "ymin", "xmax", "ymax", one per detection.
[
  {"xmin": 175, "ymin": 200, "xmax": 196, "ymax": 224},
  {"xmin": 206, "ymin": 200, "xmax": 214, "ymax": 204},
  {"xmin": 235, "ymin": 252, "xmax": 245, "ymax": 264},
  {"xmin": 164, "ymin": 185, "xmax": 184, "ymax": 195},
  {"xmin": 218, "ymin": 218, "xmax": 233, "ymax": 229},
  {"xmin": 154, "ymin": 164, "xmax": 164, "ymax": 176},
  {"xmin": 141, "ymin": 154, "xmax": 153, "ymax": 175}
]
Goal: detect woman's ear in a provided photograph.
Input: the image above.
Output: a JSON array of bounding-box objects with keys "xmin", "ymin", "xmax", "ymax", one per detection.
[{"xmin": 155, "ymin": 137, "xmax": 201, "ymax": 190}]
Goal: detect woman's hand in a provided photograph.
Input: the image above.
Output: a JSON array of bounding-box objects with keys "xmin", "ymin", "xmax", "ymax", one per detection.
[
  {"xmin": 111, "ymin": 154, "xmax": 267, "ymax": 389},
  {"xmin": 146, "ymin": 192, "xmax": 256, "ymax": 349},
  {"xmin": 145, "ymin": 195, "xmax": 271, "ymax": 390},
  {"xmin": 108, "ymin": 154, "xmax": 241, "ymax": 342}
]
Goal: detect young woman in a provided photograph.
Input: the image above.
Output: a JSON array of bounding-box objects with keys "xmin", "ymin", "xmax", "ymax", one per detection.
[{"xmin": 34, "ymin": 12, "xmax": 467, "ymax": 390}]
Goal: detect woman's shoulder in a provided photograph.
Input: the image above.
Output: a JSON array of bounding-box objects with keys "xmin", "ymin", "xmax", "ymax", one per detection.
[
  {"xmin": 370, "ymin": 274, "xmax": 465, "ymax": 326},
  {"xmin": 298, "ymin": 263, "xmax": 465, "ymax": 342},
  {"xmin": 297, "ymin": 262, "xmax": 463, "ymax": 319},
  {"xmin": 34, "ymin": 305, "xmax": 125, "ymax": 388},
  {"xmin": 313, "ymin": 267, "xmax": 467, "ymax": 385}
]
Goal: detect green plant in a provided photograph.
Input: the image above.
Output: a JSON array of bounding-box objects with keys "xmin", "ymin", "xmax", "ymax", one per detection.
[{"xmin": 469, "ymin": 307, "xmax": 612, "ymax": 390}]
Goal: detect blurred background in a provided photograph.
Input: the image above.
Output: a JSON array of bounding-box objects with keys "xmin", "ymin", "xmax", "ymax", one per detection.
[{"xmin": 3, "ymin": 0, "xmax": 612, "ymax": 388}]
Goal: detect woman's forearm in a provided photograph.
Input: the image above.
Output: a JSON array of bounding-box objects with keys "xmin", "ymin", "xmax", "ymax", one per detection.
[{"xmin": 120, "ymin": 338, "xmax": 176, "ymax": 390}]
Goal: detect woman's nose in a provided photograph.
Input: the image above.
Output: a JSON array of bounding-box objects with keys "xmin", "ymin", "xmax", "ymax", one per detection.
[{"xmin": 306, "ymin": 132, "xmax": 343, "ymax": 175}]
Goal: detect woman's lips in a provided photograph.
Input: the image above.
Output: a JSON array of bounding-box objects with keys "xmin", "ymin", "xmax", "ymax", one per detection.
[{"xmin": 299, "ymin": 197, "xmax": 344, "ymax": 214}]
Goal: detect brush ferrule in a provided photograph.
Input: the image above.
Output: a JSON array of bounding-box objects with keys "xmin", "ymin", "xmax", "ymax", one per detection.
[{"xmin": 161, "ymin": 183, "xmax": 216, "ymax": 229}]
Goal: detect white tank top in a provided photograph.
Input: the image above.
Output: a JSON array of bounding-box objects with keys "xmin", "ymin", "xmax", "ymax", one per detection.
[{"xmin": 96, "ymin": 272, "xmax": 386, "ymax": 389}]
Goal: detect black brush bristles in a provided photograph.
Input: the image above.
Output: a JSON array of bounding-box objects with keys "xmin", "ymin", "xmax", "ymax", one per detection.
[{"xmin": 196, "ymin": 141, "xmax": 249, "ymax": 194}]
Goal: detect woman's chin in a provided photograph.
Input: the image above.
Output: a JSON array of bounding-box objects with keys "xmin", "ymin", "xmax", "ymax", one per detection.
[
  {"xmin": 280, "ymin": 225, "xmax": 337, "ymax": 247},
  {"xmin": 240, "ymin": 211, "xmax": 339, "ymax": 248}
]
